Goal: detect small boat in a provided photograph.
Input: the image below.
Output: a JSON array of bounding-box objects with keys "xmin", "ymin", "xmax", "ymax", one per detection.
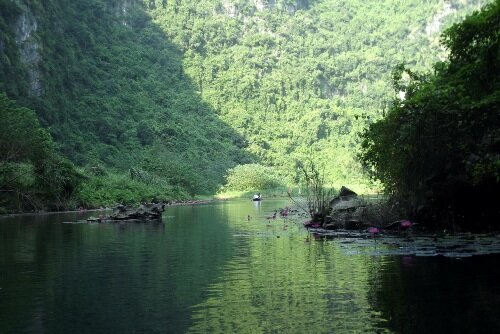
[{"xmin": 252, "ymin": 194, "xmax": 262, "ymax": 201}]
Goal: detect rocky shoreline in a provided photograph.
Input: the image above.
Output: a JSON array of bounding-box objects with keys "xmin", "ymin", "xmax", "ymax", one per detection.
[
  {"xmin": 298, "ymin": 186, "xmax": 500, "ymax": 235},
  {"xmin": 301, "ymin": 187, "xmax": 404, "ymax": 231},
  {"xmin": 284, "ymin": 187, "xmax": 500, "ymax": 258}
]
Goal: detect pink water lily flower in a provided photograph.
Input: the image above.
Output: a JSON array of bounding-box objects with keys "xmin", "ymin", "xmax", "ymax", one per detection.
[{"xmin": 400, "ymin": 220, "xmax": 412, "ymax": 228}]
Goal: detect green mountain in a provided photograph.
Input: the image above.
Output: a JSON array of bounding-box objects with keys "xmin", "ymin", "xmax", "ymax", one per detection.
[
  {"xmin": 1, "ymin": 0, "xmax": 251, "ymax": 199},
  {"xmin": 146, "ymin": 0, "xmax": 488, "ymax": 183},
  {"xmin": 0, "ymin": 0, "xmax": 490, "ymax": 207}
]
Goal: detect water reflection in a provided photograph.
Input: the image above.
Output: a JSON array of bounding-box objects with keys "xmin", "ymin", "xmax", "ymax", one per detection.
[
  {"xmin": 1, "ymin": 201, "xmax": 499, "ymax": 333},
  {"xmin": 0, "ymin": 206, "xmax": 234, "ymax": 333},
  {"xmin": 369, "ymin": 255, "xmax": 500, "ymax": 334}
]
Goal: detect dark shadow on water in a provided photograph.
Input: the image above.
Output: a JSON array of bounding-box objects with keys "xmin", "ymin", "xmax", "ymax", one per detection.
[
  {"xmin": 0, "ymin": 207, "xmax": 234, "ymax": 333},
  {"xmin": 368, "ymin": 255, "xmax": 500, "ymax": 334}
]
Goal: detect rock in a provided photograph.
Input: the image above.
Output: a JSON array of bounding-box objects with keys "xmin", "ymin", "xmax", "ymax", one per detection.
[
  {"xmin": 107, "ymin": 203, "xmax": 165, "ymax": 221},
  {"xmin": 324, "ymin": 221, "xmax": 344, "ymax": 230},
  {"xmin": 306, "ymin": 186, "xmax": 370, "ymax": 231},
  {"xmin": 345, "ymin": 220, "xmax": 369, "ymax": 230},
  {"xmin": 330, "ymin": 186, "xmax": 362, "ymax": 211},
  {"xmin": 330, "ymin": 197, "xmax": 364, "ymax": 212},
  {"xmin": 302, "ymin": 186, "xmax": 405, "ymax": 232},
  {"xmin": 352, "ymin": 206, "xmax": 367, "ymax": 219},
  {"xmin": 338, "ymin": 186, "xmax": 357, "ymax": 197}
]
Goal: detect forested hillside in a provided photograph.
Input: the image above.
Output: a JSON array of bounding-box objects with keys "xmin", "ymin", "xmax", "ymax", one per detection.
[
  {"xmin": 1, "ymin": 0, "xmax": 252, "ymax": 206},
  {"xmin": 148, "ymin": 0, "xmax": 488, "ymax": 183},
  {"xmin": 0, "ymin": 0, "xmax": 490, "ymax": 210}
]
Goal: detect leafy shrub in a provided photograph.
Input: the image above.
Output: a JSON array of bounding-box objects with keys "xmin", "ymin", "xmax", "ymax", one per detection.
[
  {"xmin": 77, "ymin": 172, "xmax": 186, "ymax": 207},
  {"xmin": 293, "ymin": 160, "xmax": 335, "ymax": 222},
  {"xmin": 129, "ymin": 167, "xmax": 168, "ymax": 187}
]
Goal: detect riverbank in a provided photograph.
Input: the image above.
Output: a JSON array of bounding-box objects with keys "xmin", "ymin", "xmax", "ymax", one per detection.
[
  {"xmin": 0, "ymin": 208, "xmax": 110, "ymax": 219},
  {"xmin": 290, "ymin": 186, "xmax": 499, "ymax": 234},
  {"xmin": 166, "ymin": 199, "xmax": 216, "ymax": 206},
  {"xmin": 0, "ymin": 199, "xmax": 218, "ymax": 217}
]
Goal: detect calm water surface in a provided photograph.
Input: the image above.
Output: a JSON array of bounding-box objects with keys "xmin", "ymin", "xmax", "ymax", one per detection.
[{"xmin": 1, "ymin": 199, "xmax": 499, "ymax": 333}]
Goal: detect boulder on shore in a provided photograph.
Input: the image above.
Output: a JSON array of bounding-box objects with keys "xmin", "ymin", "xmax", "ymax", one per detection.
[
  {"xmin": 323, "ymin": 186, "xmax": 369, "ymax": 230},
  {"xmin": 330, "ymin": 186, "xmax": 364, "ymax": 212},
  {"xmin": 313, "ymin": 186, "xmax": 405, "ymax": 231}
]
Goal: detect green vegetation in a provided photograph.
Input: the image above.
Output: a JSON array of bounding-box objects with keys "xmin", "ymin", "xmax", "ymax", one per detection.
[
  {"xmin": 0, "ymin": 0, "xmax": 491, "ymax": 212},
  {"xmin": 360, "ymin": 1, "xmax": 500, "ymax": 229},
  {"xmin": 0, "ymin": 93, "xmax": 82, "ymax": 212},
  {"xmin": 0, "ymin": 94, "xmax": 188, "ymax": 212},
  {"xmin": 294, "ymin": 160, "xmax": 335, "ymax": 222},
  {"xmin": 0, "ymin": 0, "xmax": 250, "ymax": 210},
  {"xmin": 150, "ymin": 0, "xmax": 486, "ymax": 184},
  {"xmin": 220, "ymin": 163, "xmax": 284, "ymax": 192},
  {"xmin": 77, "ymin": 172, "xmax": 185, "ymax": 208}
]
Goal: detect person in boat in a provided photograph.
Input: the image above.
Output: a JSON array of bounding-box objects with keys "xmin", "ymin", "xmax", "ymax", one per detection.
[{"xmin": 252, "ymin": 193, "xmax": 262, "ymax": 201}]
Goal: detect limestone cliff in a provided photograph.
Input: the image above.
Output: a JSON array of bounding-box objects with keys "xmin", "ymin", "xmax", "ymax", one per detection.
[
  {"xmin": 13, "ymin": 2, "xmax": 41, "ymax": 97},
  {"xmin": 219, "ymin": 0, "xmax": 309, "ymax": 17}
]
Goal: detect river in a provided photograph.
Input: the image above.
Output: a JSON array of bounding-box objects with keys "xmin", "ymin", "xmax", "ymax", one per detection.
[{"xmin": 1, "ymin": 199, "xmax": 499, "ymax": 333}]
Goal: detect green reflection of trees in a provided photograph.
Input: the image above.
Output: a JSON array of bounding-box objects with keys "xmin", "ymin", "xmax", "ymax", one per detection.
[
  {"xmin": 0, "ymin": 206, "xmax": 235, "ymax": 333},
  {"xmin": 187, "ymin": 236, "xmax": 392, "ymax": 333}
]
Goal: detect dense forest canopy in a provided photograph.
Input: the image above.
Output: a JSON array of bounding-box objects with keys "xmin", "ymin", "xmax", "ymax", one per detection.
[
  {"xmin": 1, "ymin": 0, "xmax": 252, "ymax": 204},
  {"xmin": 148, "ymin": 0, "xmax": 488, "ymax": 183},
  {"xmin": 0, "ymin": 0, "xmax": 492, "ymax": 210}
]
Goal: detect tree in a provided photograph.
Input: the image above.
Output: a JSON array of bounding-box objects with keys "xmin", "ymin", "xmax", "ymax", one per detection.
[
  {"xmin": 360, "ymin": 1, "xmax": 500, "ymax": 229},
  {"xmin": 0, "ymin": 93, "xmax": 82, "ymax": 211}
]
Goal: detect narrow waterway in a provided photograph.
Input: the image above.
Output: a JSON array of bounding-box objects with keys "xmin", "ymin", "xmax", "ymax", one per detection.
[{"xmin": 1, "ymin": 199, "xmax": 499, "ymax": 333}]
